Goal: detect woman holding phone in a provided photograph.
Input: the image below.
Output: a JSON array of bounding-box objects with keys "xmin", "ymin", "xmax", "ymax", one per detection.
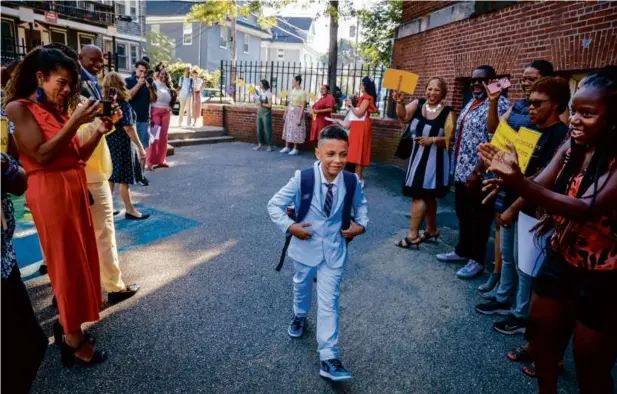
[
  {"xmin": 103, "ymin": 72, "xmax": 149, "ymax": 221},
  {"xmin": 392, "ymin": 77, "xmax": 456, "ymax": 248}
]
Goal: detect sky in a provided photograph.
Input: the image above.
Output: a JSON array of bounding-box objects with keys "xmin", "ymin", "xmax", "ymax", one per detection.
[{"xmin": 264, "ymin": 0, "xmax": 376, "ymax": 54}]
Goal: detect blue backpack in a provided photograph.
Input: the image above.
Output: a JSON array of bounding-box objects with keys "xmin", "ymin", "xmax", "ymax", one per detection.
[{"xmin": 276, "ymin": 168, "xmax": 357, "ymax": 271}]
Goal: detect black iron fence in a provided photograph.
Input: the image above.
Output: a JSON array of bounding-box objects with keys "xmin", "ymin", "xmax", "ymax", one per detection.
[
  {"xmin": 220, "ymin": 60, "xmax": 388, "ymax": 115},
  {"xmin": 0, "ymin": 39, "xmax": 28, "ymax": 65},
  {"xmin": 3, "ymin": 1, "xmax": 115, "ymax": 27}
]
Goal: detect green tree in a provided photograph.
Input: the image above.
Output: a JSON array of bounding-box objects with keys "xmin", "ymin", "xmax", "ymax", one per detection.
[
  {"xmin": 144, "ymin": 31, "xmax": 177, "ymax": 66},
  {"xmin": 356, "ymin": 0, "xmax": 402, "ymax": 67}
]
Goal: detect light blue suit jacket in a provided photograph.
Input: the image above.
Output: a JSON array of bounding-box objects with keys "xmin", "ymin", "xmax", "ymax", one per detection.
[{"xmin": 268, "ymin": 161, "xmax": 369, "ymax": 268}]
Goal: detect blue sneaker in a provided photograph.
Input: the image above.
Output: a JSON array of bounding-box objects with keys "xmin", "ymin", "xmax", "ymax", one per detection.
[
  {"xmin": 456, "ymin": 260, "xmax": 484, "ymax": 279},
  {"xmin": 320, "ymin": 359, "xmax": 352, "ymax": 382},
  {"xmin": 287, "ymin": 316, "xmax": 306, "ymax": 338}
]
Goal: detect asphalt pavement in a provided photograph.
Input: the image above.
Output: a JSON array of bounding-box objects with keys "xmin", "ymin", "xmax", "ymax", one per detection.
[{"xmin": 26, "ymin": 142, "xmax": 598, "ymax": 393}]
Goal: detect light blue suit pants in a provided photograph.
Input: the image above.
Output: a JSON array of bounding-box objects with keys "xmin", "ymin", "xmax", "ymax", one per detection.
[{"xmin": 293, "ymin": 259, "xmax": 344, "ymax": 361}]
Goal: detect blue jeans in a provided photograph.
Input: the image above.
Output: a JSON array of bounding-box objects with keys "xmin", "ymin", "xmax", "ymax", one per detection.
[
  {"xmin": 495, "ymin": 221, "xmax": 532, "ymax": 318},
  {"xmin": 136, "ymin": 122, "xmax": 150, "ymax": 149}
]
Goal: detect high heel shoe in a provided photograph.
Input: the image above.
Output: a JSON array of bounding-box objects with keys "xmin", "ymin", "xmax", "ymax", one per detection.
[
  {"xmin": 60, "ymin": 338, "xmax": 107, "ymax": 368},
  {"xmin": 53, "ymin": 321, "xmax": 95, "ymax": 346}
]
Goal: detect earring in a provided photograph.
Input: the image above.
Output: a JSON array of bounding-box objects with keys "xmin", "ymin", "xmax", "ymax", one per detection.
[{"xmin": 36, "ymin": 81, "xmax": 45, "ymax": 102}]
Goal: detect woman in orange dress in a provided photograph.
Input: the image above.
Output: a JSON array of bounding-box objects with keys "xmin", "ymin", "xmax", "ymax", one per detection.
[
  {"xmin": 347, "ymin": 76, "xmax": 377, "ymax": 186},
  {"xmin": 5, "ymin": 47, "xmax": 113, "ymax": 367},
  {"xmin": 310, "ymin": 84, "xmax": 336, "ymax": 142}
]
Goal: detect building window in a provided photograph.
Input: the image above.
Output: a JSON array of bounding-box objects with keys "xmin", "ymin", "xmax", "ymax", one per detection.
[
  {"xmin": 219, "ymin": 26, "xmax": 228, "ymax": 48},
  {"xmin": 183, "ymin": 22, "xmax": 192, "ymax": 45},
  {"xmin": 78, "ymin": 33, "xmax": 95, "ymax": 49},
  {"xmin": 243, "ymin": 35, "xmax": 249, "ymax": 53},
  {"xmin": 130, "ymin": 0, "xmax": 138, "ymax": 19},
  {"xmin": 151, "ymin": 24, "xmax": 160, "ymax": 34},
  {"xmin": 130, "ymin": 44, "xmax": 139, "ymax": 67},
  {"xmin": 277, "ymin": 48, "xmax": 284, "ymax": 59},
  {"xmin": 116, "ymin": 2, "xmax": 126, "ymax": 15},
  {"xmin": 50, "ymin": 29, "xmax": 67, "ymax": 45},
  {"xmin": 116, "ymin": 43, "xmax": 127, "ymax": 70},
  {"xmin": 103, "ymin": 39, "xmax": 113, "ymax": 56}
]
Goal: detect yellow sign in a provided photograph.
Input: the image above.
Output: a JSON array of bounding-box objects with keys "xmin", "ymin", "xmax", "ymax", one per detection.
[
  {"xmin": 1, "ymin": 117, "xmax": 8, "ymax": 154},
  {"xmin": 308, "ymin": 92, "xmax": 317, "ymax": 101},
  {"xmin": 516, "ymin": 127, "xmax": 542, "ymax": 173},
  {"xmin": 248, "ymin": 85, "xmax": 255, "ymax": 95},
  {"xmin": 236, "ymin": 79, "xmax": 245, "ymax": 87},
  {"xmin": 490, "ymin": 120, "xmax": 518, "ymax": 152},
  {"xmin": 279, "ymin": 90, "xmax": 288, "ymax": 98},
  {"xmin": 490, "ymin": 121, "xmax": 543, "ymax": 173},
  {"xmin": 383, "ymin": 69, "xmax": 419, "ymax": 94}
]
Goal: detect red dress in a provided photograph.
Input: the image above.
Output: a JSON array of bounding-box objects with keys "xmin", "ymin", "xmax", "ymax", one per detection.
[
  {"xmin": 348, "ymin": 94, "xmax": 376, "ymax": 166},
  {"xmin": 310, "ymin": 93, "xmax": 336, "ymax": 142},
  {"xmin": 18, "ymin": 100, "xmax": 102, "ymax": 334}
]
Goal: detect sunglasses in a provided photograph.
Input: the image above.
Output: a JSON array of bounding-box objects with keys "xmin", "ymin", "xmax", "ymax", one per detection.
[
  {"xmin": 470, "ymin": 78, "xmax": 489, "ymax": 84},
  {"xmin": 528, "ymin": 99, "xmax": 550, "ymax": 108}
]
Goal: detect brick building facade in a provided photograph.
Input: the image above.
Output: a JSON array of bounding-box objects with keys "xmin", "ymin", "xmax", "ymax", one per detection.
[{"xmin": 393, "ymin": 1, "xmax": 617, "ymax": 111}]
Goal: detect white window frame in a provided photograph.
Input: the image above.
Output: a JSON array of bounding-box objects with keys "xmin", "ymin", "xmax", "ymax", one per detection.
[
  {"xmin": 129, "ymin": 0, "xmax": 138, "ymax": 19},
  {"xmin": 183, "ymin": 22, "xmax": 192, "ymax": 45},
  {"xmin": 49, "ymin": 27, "xmax": 67, "ymax": 45},
  {"xmin": 116, "ymin": 2, "xmax": 126, "ymax": 16},
  {"xmin": 130, "ymin": 43, "xmax": 139, "ymax": 67},
  {"xmin": 151, "ymin": 24, "xmax": 160, "ymax": 34},
  {"xmin": 77, "ymin": 32, "xmax": 96, "ymax": 49},
  {"xmin": 243, "ymin": 35, "xmax": 249, "ymax": 53},
  {"xmin": 116, "ymin": 41, "xmax": 128, "ymax": 71},
  {"xmin": 277, "ymin": 48, "xmax": 284, "ymax": 59},
  {"xmin": 219, "ymin": 26, "xmax": 228, "ymax": 49},
  {"xmin": 103, "ymin": 38, "xmax": 113, "ymax": 55}
]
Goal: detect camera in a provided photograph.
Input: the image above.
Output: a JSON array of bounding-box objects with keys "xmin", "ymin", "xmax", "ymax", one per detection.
[{"xmin": 146, "ymin": 76, "xmax": 154, "ymax": 85}]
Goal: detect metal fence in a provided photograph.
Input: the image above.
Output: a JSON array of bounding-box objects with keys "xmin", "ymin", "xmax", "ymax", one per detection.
[
  {"xmin": 220, "ymin": 60, "xmax": 388, "ymax": 114},
  {"xmin": 0, "ymin": 39, "xmax": 28, "ymax": 65}
]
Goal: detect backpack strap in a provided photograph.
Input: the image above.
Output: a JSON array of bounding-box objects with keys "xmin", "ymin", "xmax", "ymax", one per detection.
[
  {"xmin": 296, "ymin": 168, "xmax": 315, "ymax": 223},
  {"xmin": 342, "ymin": 170, "xmax": 357, "ymax": 231}
]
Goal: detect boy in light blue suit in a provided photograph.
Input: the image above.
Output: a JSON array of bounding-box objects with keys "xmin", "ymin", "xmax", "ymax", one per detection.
[{"xmin": 267, "ymin": 126, "xmax": 369, "ymax": 382}]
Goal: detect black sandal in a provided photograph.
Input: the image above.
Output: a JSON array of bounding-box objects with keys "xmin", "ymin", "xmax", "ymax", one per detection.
[
  {"xmin": 396, "ymin": 236, "xmax": 423, "ymax": 249},
  {"xmin": 507, "ymin": 346, "xmax": 533, "ymax": 363},
  {"xmin": 60, "ymin": 338, "xmax": 107, "ymax": 368},
  {"xmin": 522, "ymin": 361, "xmax": 565, "ymax": 379},
  {"xmin": 420, "ymin": 231, "xmax": 440, "ymax": 242},
  {"xmin": 53, "ymin": 321, "xmax": 95, "ymax": 346}
]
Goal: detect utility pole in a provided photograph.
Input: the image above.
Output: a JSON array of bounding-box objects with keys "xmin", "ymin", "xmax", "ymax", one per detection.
[{"xmin": 327, "ymin": 0, "xmax": 339, "ymax": 91}]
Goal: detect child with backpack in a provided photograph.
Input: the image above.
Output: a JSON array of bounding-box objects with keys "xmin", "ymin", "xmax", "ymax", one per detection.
[{"xmin": 267, "ymin": 125, "xmax": 369, "ymax": 382}]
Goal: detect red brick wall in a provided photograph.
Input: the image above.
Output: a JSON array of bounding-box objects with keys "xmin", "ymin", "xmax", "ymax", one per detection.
[
  {"xmin": 402, "ymin": 1, "xmax": 457, "ymax": 22},
  {"xmin": 203, "ymin": 105, "xmax": 408, "ymax": 167},
  {"xmin": 202, "ymin": 104, "xmax": 223, "ymax": 127},
  {"xmin": 393, "ymin": 1, "xmax": 617, "ymax": 110}
]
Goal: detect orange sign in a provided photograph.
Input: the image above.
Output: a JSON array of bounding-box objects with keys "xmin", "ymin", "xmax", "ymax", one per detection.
[{"xmin": 45, "ymin": 11, "xmax": 58, "ymax": 24}]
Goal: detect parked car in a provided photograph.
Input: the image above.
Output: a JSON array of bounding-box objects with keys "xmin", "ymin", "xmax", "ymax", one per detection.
[{"xmin": 201, "ymin": 89, "xmax": 234, "ymax": 105}]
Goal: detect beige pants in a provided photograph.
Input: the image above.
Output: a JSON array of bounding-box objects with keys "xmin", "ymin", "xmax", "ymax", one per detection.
[
  {"xmin": 88, "ymin": 181, "xmax": 126, "ymax": 293},
  {"xmin": 178, "ymin": 95, "xmax": 192, "ymax": 126}
]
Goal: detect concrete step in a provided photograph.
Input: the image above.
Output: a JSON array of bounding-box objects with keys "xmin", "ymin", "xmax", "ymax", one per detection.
[
  {"xmin": 166, "ymin": 144, "xmax": 175, "ymax": 157},
  {"xmin": 167, "ymin": 126, "xmax": 226, "ymax": 141},
  {"xmin": 168, "ymin": 136, "xmax": 234, "ymax": 148}
]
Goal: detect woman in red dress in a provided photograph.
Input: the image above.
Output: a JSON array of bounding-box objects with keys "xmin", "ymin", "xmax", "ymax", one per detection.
[
  {"xmin": 310, "ymin": 84, "xmax": 336, "ymax": 142},
  {"xmin": 5, "ymin": 47, "xmax": 112, "ymax": 367},
  {"xmin": 347, "ymin": 77, "xmax": 377, "ymax": 186}
]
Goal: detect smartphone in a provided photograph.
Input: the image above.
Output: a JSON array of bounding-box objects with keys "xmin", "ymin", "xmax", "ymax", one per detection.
[
  {"xmin": 106, "ymin": 87, "xmax": 117, "ymax": 101},
  {"xmin": 487, "ymin": 78, "xmax": 511, "ymax": 95}
]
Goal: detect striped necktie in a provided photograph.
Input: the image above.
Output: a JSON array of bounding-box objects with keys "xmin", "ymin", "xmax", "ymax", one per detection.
[{"xmin": 324, "ymin": 183, "xmax": 334, "ymax": 217}]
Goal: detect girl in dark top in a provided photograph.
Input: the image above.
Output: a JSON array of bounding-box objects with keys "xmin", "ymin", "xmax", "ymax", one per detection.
[
  {"xmin": 392, "ymin": 77, "xmax": 457, "ymax": 248},
  {"xmin": 479, "ymin": 67, "xmax": 617, "ymax": 394},
  {"xmin": 477, "ymin": 60, "xmax": 557, "ymax": 294},
  {"xmin": 103, "ymin": 72, "xmax": 149, "ymax": 220}
]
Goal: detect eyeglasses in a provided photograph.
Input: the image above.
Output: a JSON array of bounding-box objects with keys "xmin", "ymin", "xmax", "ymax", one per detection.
[
  {"xmin": 470, "ymin": 78, "xmax": 489, "ymax": 84},
  {"xmin": 528, "ymin": 99, "xmax": 550, "ymax": 108}
]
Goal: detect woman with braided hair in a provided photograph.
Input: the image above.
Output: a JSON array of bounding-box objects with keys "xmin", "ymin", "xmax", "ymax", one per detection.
[{"xmin": 479, "ymin": 67, "xmax": 617, "ymax": 394}]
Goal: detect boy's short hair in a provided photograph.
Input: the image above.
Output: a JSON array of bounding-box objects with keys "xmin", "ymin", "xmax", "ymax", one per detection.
[
  {"xmin": 319, "ymin": 125, "xmax": 349, "ymax": 145},
  {"xmin": 530, "ymin": 76, "xmax": 571, "ymax": 113},
  {"xmin": 135, "ymin": 60, "xmax": 149, "ymax": 70}
]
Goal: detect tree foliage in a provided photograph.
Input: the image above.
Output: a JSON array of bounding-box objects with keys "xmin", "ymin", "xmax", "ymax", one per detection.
[
  {"xmin": 144, "ymin": 31, "xmax": 177, "ymax": 66},
  {"xmin": 166, "ymin": 62, "xmax": 221, "ymax": 89},
  {"xmin": 356, "ymin": 0, "xmax": 402, "ymax": 67}
]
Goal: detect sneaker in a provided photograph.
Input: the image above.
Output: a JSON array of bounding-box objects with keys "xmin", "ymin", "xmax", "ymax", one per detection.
[
  {"xmin": 456, "ymin": 260, "xmax": 484, "ymax": 279},
  {"xmin": 494, "ymin": 315, "xmax": 527, "ymax": 335},
  {"xmin": 253, "ymin": 145, "xmax": 263, "ymax": 151},
  {"xmin": 139, "ymin": 176, "xmax": 149, "ymax": 187},
  {"xmin": 320, "ymin": 359, "xmax": 352, "ymax": 382},
  {"xmin": 475, "ymin": 300, "xmax": 511, "ymax": 316},
  {"xmin": 436, "ymin": 251, "xmax": 468, "ymax": 263},
  {"xmin": 287, "ymin": 316, "xmax": 306, "ymax": 338},
  {"xmin": 288, "ymin": 149, "xmax": 298, "ymax": 156},
  {"xmin": 280, "ymin": 147, "xmax": 290, "ymax": 153},
  {"xmin": 266, "ymin": 146, "xmax": 273, "ymax": 152}
]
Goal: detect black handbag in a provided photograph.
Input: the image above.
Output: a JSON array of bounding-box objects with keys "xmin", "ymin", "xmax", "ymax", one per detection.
[{"xmin": 394, "ymin": 123, "xmax": 414, "ymax": 160}]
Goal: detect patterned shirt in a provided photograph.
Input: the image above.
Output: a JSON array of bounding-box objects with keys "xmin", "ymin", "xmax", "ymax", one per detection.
[
  {"xmin": 451, "ymin": 96, "xmax": 510, "ymax": 182},
  {"xmin": 1, "ymin": 195, "xmax": 17, "ymax": 279}
]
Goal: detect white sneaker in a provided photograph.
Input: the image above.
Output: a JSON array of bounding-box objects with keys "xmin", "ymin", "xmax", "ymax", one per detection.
[
  {"xmin": 253, "ymin": 145, "xmax": 263, "ymax": 151},
  {"xmin": 280, "ymin": 147, "xmax": 290, "ymax": 153},
  {"xmin": 288, "ymin": 149, "xmax": 299, "ymax": 156},
  {"xmin": 436, "ymin": 251, "xmax": 468, "ymax": 263}
]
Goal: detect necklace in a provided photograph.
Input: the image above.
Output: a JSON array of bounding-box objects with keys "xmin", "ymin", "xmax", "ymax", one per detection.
[{"xmin": 425, "ymin": 102, "xmax": 442, "ymax": 113}]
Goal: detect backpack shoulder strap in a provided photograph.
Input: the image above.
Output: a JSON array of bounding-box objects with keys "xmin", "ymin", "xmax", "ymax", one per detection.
[
  {"xmin": 342, "ymin": 170, "xmax": 357, "ymax": 230},
  {"xmin": 296, "ymin": 168, "xmax": 315, "ymax": 223}
]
